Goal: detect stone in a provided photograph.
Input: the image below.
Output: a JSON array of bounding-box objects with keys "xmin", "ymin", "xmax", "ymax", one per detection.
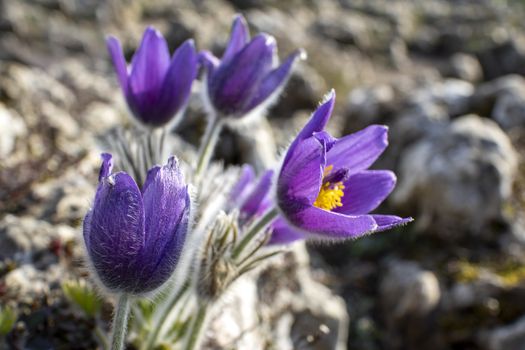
[
  {"xmin": 346, "ymin": 84, "xmax": 397, "ymax": 126},
  {"xmin": 477, "ymin": 39, "xmax": 525, "ymax": 80},
  {"xmin": 0, "ymin": 104, "xmax": 26, "ymax": 158},
  {"xmin": 393, "ymin": 115, "xmax": 518, "ymax": 236},
  {"xmin": 204, "ymin": 244, "xmax": 349, "ymax": 350},
  {"xmin": 380, "ymin": 260, "xmax": 441, "ymax": 320},
  {"xmin": 205, "ymin": 278, "xmax": 266, "ymax": 350},
  {"xmin": 0, "ymin": 215, "xmax": 76, "ymax": 264},
  {"xmin": 4, "ymin": 265, "xmax": 50, "ymax": 299},
  {"xmin": 270, "ymin": 64, "xmax": 328, "ymax": 117},
  {"xmin": 442, "ymin": 53, "xmax": 483, "ymax": 83},
  {"xmin": 481, "ymin": 315, "xmax": 525, "ymax": 350},
  {"xmin": 471, "ymin": 75, "xmax": 525, "ymax": 117},
  {"xmin": 380, "ymin": 260, "xmax": 442, "ymax": 350},
  {"xmin": 409, "ymin": 79, "xmax": 474, "ymax": 117},
  {"xmin": 492, "ymin": 89, "xmax": 525, "ymax": 130}
]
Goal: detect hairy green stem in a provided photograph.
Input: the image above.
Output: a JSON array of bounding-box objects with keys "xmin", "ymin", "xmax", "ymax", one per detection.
[
  {"xmin": 185, "ymin": 303, "xmax": 209, "ymax": 350},
  {"xmin": 231, "ymin": 207, "xmax": 279, "ymax": 260},
  {"xmin": 110, "ymin": 294, "xmax": 130, "ymax": 350},
  {"xmin": 195, "ymin": 116, "xmax": 223, "ymax": 180},
  {"xmin": 142, "ymin": 281, "xmax": 191, "ymax": 350},
  {"xmin": 95, "ymin": 325, "xmax": 109, "ymax": 350}
]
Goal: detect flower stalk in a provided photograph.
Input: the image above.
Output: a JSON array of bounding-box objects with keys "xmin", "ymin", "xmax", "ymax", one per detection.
[
  {"xmin": 185, "ymin": 303, "xmax": 209, "ymax": 350},
  {"xmin": 110, "ymin": 294, "xmax": 130, "ymax": 350},
  {"xmin": 142, "ymin": 280, "xmax": 191, "ymax": 350},
  {"xmin": 231, "ymin": 207, "xmax": 279, "ymax": 260},
  {"xmin": 195, "ymin": 115, "xmax": 223, "ymax": 180}
]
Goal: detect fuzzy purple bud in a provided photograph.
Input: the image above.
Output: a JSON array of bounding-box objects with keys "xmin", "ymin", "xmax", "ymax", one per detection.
[
  {"xmin": 106, "ymin": 27, "xmax": 198, "ymax": 127},
  {"xmin": 200, "ymin": 14, "xmax": 305, "ymax": 118},
  {"xmin": 83, "ymin": 153, "xmax": 190, "ymax": 294}
]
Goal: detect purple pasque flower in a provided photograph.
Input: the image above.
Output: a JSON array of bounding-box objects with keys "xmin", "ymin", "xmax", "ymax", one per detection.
[
  {"xmin": 228, "ymin": 165, "xmax": 300, "ymax": 244},
  {"xmin": 230, "ymin": 166, "xmax": 274, "ymax": 225},
  {"xmin": 107, "ymin": 27, "xmax": 198, "ymax": 127},
  {"xmin": 83, "ymin": 153, "xmax": 190, "ymax": 294},
  {"xmin": 199, "ymin": 14, "xmax": 305, "ymax": 118},
  {"xmin": 273, "ymin": 90, "xmax": 412, "ymax": 243}
]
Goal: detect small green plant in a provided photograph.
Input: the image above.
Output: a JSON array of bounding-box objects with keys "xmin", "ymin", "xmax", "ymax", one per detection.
[
  {"xmin": 0, "ymin": 305, "xmax": 17, "ymax": 336},
  {"xmin": 62, "ymin": 279, "xmax": 102, "ymax": 318}
]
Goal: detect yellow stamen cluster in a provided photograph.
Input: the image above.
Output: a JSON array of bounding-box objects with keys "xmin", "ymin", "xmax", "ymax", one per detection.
[{"xmin": 313, "ymin": 165, "xmax": 345, "ymax": 211}]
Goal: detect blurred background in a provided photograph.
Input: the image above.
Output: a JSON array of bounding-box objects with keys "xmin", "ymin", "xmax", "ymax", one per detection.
[{"xmin": 2, "ymin": 0, "xmax": 525, "ymax": 349}]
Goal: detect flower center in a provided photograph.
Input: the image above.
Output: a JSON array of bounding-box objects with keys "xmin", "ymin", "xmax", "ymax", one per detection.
[{"xmin": 313, "ymin": 165, "xmax": 345, "ymax": 211}]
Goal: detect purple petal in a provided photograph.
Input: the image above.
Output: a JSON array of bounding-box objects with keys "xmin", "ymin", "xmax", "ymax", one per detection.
[
  {"xmin": 313, "ymin": 131, "xmax": 337, "ymax": 152},
  {"xmin": 372, "ymin": 215, "xmax": 413, "ymax": 231},
  {"xmin": 286, "ymin": 206, "xmax": 377, "ymax": 239},
  {"xmin": 269, "ymin": 217, "xmax": 305, "ymax": 245},
  {"xmin": 222, "ymin": 14, "xmax": 250, "ymax": 63},
  {"xmin": 139, "ymin": 156, "xmax": 190, "ymax": 292},
  {"xmin": 106, "ymin": 36, "xmax": 129, "ymax": 93},
  {"xmin": 129, "ymin": 27, "xmax": 171, "ymax": 97},
  {"xmin": 297, "ymin": 90, "xmax": 335, "ymax": 141},
  {"xmin": 98, "ymin": 153, "xmax": 114, "ymax": 181},
  {"xmin": 199, "ymin": 50, "xmax": 220, "ymax": 76},
  {"xmin": 284, "ymin": 91, "xmax": 335, "ymax": 167},
  {"xmin": 240, "ymin": 170, "xmax": 273, "ymax": 220},
  {"xmin": 278, "ymin": 136, "xmax": 325, "ymax": 209},
  {"xmin": 326, "ymin": 125, "xmax": 388, "ymax": 175},
  {"xmin": 155, "ymin": 39, "xmax": 198, "ymax": 126},
  {"xmin": 230, "ymin": 164, "xmax": 256, "ymax": 204},
  {"xmin": 84, "ymin": 172, "xmax": 145, "ymax": 292},
  {"xmin": 209, "ymin": 34, "xmax": 276, "ymax": 115},
  {"xmin": 244, "ymin": 49, "xmax": 305, "ymax": 112},
  {"xmin": 335, "ymin": 170, "xmax": 396, "ymax": 215}
]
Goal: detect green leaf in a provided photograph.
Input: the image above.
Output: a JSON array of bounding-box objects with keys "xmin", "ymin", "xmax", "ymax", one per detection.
[
  {"xmin": 0, "ymin": 305, "xmax": 17, "ymax": 336},
  {"xmin": 62, "ymin": 279, "xmax": 102, "ymax": 318}
]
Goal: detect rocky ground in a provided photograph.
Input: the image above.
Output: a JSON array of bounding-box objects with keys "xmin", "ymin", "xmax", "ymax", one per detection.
[{"xmin": 2, "ymin": 0, "xmax": 525, "ymax": 349}]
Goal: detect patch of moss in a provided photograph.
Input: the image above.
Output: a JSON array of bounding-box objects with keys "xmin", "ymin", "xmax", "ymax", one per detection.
[
  {"xmin": 452, "ymin": 260, "xmax": 525, "ymax": 287},
  {"xmin": 495, "ymin": 263, "xmax": 525, "ymax": 287},
  {"xmin": 454, "ymin": 261, "xmax": 481, "ymax": 283}
]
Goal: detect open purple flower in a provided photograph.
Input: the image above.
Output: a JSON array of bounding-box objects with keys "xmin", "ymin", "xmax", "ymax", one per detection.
[
  {"xmin": 83, "ymin": 153, "xmax": 190, "ymax": 294},
  {"xmin": 107, "ymin": 27, "xmax": 198, "ymax": 127},
  {"xmin": 199, "ymin": 14, "xmax": 305, "ymax": 118},
  {"xmin": 273, "ymin": 91, "xmax": 412, "ymax": 243}
]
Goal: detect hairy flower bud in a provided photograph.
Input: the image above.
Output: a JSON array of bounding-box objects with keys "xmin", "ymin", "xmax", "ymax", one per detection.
[
  {"xmin": 107, "ymin": 27, "xmax": 198, "ymax": 127},
  {"xmin": 83, "ymin": 153, "xmax": 191, "ymax": 295},
  {"xmin": 200, "ymin": 14, "xmax": 305, "ymax": 119}
]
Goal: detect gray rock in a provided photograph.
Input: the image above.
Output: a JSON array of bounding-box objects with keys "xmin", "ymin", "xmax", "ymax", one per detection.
[
  {"xmin": 0, "ymin": 103, "xmax": 26, "ymax": 158},
  {"xmin": 28, "ymin": 153, "xmax": 100, "ymax": 224},
  {"xmin": 477, "ymin": 39, "xmax": 525, "ymax": 80},
  {"xmin": 347, "ymin": 84, "xmax": 398, "ymax": 126},
  {"xmin": 443, "ymin": 53, "xmax": 483, "ymax": 83},
  {"xmin": 492, "ymin": 89, "xmax": 525, "ymax": 130},
  {"xmin": 314, "ymin": 12, "xmax": 394, "ymax": 52},
  {"xmin": 471, "ymin": 75, "xmax": 525, "ymax": 116},
  {"xmin": 393, "ymin": 115, "xmax": 518, "ymax": 236},
  {"xmin": 380, "ymin": 260, "xmax": 441, "ymax": 320},
  {"xmin": 481, "ymin": 315, "xmax": 525, "ymax": 350},
  {"xmin": 409, "ymin": 79, "xmax": 474, "ymax": 117},
  {"xmin": 443, "ymin": 278, "xmax": 504, "ymax": 311},
  {"xmin": 380, "ymin": 260, "xmax": 442, "ymax": 350},
  {"xmin": 0, "ymin": 215, "xmax": 76, "ymax": 264},
  {"xmin": 4, "ymin": 264, "xmax": 69, "ymax": 302},
  {"xmin": 205, "ymin": 244, "xmax": 348, "ymax": 350},
  {"xmin": 271, "ymin": 64, "xmax": 328, "ymax": 116}
]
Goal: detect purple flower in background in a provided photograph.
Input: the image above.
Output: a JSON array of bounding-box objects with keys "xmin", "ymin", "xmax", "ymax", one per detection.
[
  {"xmin": 200, "ymin": 14, "xmax": 305, "ymax": 118},
  {"xmin": 273, "ymin": 91, "xmax": 412, "ymax": 243},
  {"xmin": 83, "ymin": 153, "xmax": 190, "ymax": 294},
  {"xmin": 107, "ymin": 27, "xmax": 198, "ymax": 127}
]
